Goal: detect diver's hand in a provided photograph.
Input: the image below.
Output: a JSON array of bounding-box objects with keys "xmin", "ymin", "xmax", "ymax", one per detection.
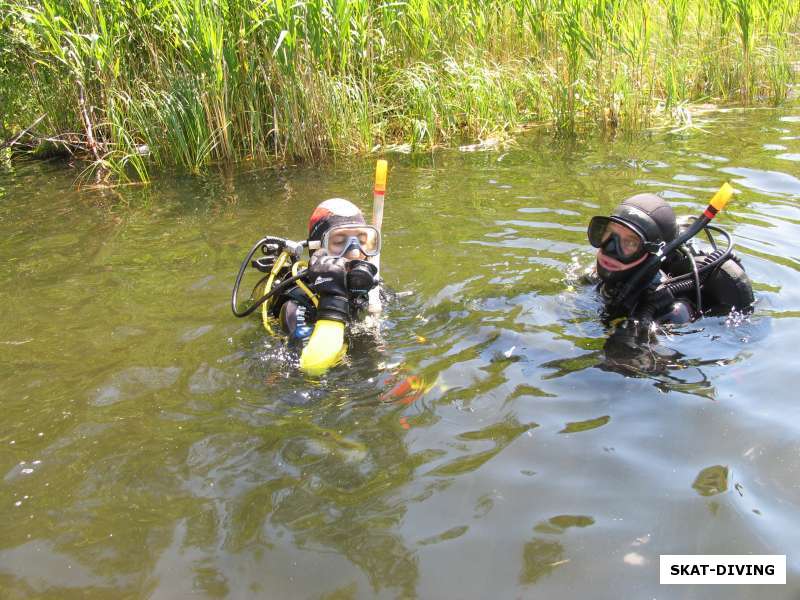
[
  {"xmin": 308, "ymin": 252, "xmax": 348, "ymax": 296},
  {"xmin": 634, "ymin": 284, "xmax": 675, "ymax": 322},
  {"xmin": 346, "ymin": 260, "xmax": 378, "ymax": 297},
  {"xmin": 307, "ymin": 251, "xmax": 349, "ymax": 322}
]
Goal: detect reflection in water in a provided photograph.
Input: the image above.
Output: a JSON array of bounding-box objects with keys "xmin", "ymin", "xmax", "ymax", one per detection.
[
  {"xmin": 693, "ymin": 465, "xmax": 730, "ymax": 497},
  {"xmin": 540, "ymin": 337, "xmax": 722, "ymax": 400},
  {"xmin": 520, "ymin": 539, "xmax": 566, "ymax": 585},
  {"xmin": 417, "ymin": 525, "xmax": 469, "ymax": 546},
  {"xmin": 265, "ymin": 412, "xmax": 420, "ymax": 597},
  {"xmin": 145, "ymin": 388, "xmax": 428, "ymax": 598},
  {"xmin": 533, "ymin": 515, "xmax": 595, "ymax": 534},
  {"xmin": 429, "ymin": 416, "xmax": 538, "ymax": 477},
  {"xmin": 559, "ymin": 416, "xmax": 610, "ymax": 434},
  {"xmin": 600, "ymin": 332, "xmax": 720, "ymax": 399}
]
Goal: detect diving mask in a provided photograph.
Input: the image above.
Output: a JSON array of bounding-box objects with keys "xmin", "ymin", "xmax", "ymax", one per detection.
[
  {"xmin": 588, "ymin": 216, "xmax": 659, "ymax": 264},
  {"xmin": 318, "ymin": 224, "xmax": 381, "ymax": 258}
]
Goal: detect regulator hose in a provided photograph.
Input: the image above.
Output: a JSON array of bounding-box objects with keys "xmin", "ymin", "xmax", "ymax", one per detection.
[
  {"xmin": 664, "ymin": 278, "xmax": 700, "ymax": 296},
  {"xmin": 659, "ymin": 226, "xmax": 733, "ymax": 287},
  {"xmin": 231, "ymin": 237, "xmax": 305, "ymax": 318},
  {"xmin": 687, "ymin": 249, "xmax": 702, "ymax": 313},
  {"xmin": 614, "ymin": 183, "xmax": 734, "ymax": 311},
  {"xmin": 633, "ymin": 227, "xmax": 735, "ymax": 320},
  {"xmin": 232, "ymin": 271, "xmax": 305, "ymax": 318}
]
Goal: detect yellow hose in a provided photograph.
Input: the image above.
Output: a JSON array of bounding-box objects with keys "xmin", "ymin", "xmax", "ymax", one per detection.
[
  {"xmin": 261, "ymin": 250, "xmax": 290, "ymax": 333},
  {"xmin": 261, "ymin": 256, "xmax": 319, "ymax": 334},
  {"xmin": 292, "ymin": 261, "xmax": 318, "ymax": 307}
]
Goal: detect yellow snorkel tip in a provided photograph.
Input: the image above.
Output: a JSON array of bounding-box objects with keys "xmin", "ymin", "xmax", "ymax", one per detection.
[
  {"xmin": 704, "ymin": 182, "xmax": 734, "ymax": 218},
  {"xmin": 374, "ymin": 159, "xmax": 387, "ymax": 194},
  {"xmin": 299, "ymin": 319, "xmax": 347, "ymax": 376}
]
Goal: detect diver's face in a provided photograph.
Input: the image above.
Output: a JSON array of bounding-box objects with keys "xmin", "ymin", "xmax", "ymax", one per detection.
[{"xmin": 596, "ymin": 222, "xmax": 647, "ymax": 271}]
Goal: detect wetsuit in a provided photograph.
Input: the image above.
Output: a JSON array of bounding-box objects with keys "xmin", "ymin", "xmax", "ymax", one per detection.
[
  {"xmin": 599, "ymin": 249, "xmax": 755, "ymax": 326},
  {"xmin": 269, "ymin": 275, "xmax": 379, "ymax": 341},
  {"xmin": 594, "ymin": 250, "xmax": 755, "ymax": 367}
]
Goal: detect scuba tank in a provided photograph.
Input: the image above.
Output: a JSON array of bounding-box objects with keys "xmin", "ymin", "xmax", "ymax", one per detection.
[{"xmin": 662, "ymin": 237, "xmax": 754, "ymax": 316}]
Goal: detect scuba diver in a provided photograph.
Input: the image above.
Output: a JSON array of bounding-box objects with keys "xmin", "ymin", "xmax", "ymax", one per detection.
[
  {"xmin": 585, "ymin": 185, "xmax": 754, "ymax": 353},
  {"xmin": 278, "ymin": 197, "xmax": 382, "ymax": 334},
  {"xmin": 231, "ymin": 197, "xmax": 383, "ymax": 374},
  {"xmin": 232, "ymin": 162, "xmax": 390, "ymax": 376}
]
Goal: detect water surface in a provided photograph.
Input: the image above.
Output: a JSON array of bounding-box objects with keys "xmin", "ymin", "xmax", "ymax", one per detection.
[{"xmin": 1, "ymin": 108, "xmax": 799, "ymax": 599}]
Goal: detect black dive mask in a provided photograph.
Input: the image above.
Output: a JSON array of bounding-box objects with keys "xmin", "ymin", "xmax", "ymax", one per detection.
[
  {"xmin": 588, "ymin": 216, "xmax": 657, "ymax": 264},
  {"xmin": 600, "ymin": 232, "xmax": 643, "ymax": 264}
]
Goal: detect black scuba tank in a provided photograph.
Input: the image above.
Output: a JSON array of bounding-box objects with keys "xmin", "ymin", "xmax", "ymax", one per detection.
[{"xmin": 663, "ymin": 250, "xmax": 754, "ymax": 315}]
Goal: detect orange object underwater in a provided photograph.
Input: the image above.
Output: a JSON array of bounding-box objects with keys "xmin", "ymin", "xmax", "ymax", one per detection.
[{"xmin": 381, "ymin": 375, "xmax": 427, "ymax": 405}]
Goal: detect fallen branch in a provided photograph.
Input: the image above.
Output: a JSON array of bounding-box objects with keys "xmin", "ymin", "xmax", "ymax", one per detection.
[
  {"xmin": 6, "ymin": 131, "xmax": 84, "ymax": 155},
  {"xmin": 0, "ymin": 114, "xmax": 46, "ymax": 150},
  {"xmin": 77, "ymin": 82, "xmax": 103, "ymax": 162}
]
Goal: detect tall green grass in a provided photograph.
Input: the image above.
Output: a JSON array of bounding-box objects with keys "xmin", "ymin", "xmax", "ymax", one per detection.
[{"xmin": 2, "ymin": 0, "xmax": 799, "ymax": 182}]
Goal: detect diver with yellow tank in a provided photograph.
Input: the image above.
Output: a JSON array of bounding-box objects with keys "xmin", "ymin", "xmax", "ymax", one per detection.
[{"xmin": 231, "ymin": 162, "xmax": 388, "ymax": 375}]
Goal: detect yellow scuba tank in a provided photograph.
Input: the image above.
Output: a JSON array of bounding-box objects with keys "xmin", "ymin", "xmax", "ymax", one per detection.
[{"xmin": 299, "ymin": 319, "xmax": 347, "ymax": 375}]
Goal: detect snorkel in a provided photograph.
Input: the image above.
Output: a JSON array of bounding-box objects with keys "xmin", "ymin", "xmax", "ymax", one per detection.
[
  {"xmin": 612, "ymin": 183, "xmax": 735, "ymax": 313},
  {"xmin": 372, "ymin": 159, "xmax": 388, "ymax": 273}
]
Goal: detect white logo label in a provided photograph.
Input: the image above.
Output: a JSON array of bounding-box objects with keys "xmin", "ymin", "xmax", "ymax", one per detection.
[
  {"xmin": 314, "ymin": 276, "xmax": 333, "ymax": 286},
  {"xmin": 660, "ymin": 555, "xmax": 786, "ymax": 585}
]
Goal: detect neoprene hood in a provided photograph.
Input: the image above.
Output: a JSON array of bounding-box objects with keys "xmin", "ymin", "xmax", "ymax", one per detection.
[
  {"xmin": 308, "ymin": 198, "xmax": 366, "ymax": 245},
  {"xmin": 610, "ymin": 193, "xmax": 678, "ymax": 246}
]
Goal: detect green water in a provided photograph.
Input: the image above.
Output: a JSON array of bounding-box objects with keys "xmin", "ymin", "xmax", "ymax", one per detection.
[{"xmin": 1, "ymin": 108, "xmax": 800, "ymax": 599}]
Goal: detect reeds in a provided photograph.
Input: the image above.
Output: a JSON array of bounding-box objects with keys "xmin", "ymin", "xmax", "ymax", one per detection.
[{"xmin": 1, "ymin": 0, "xmax": 798, "ymax": 181}]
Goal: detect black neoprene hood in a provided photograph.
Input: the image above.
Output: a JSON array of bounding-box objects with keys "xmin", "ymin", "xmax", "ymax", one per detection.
[{"xmin": 610, "ymin": 193, "xmax": 678, "ymax": 245}]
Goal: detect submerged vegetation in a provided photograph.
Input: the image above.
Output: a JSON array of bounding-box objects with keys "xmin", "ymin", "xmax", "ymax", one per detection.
[{"xmin": 1, "ymin": 0, "xmax": 799, "ymax": 181}]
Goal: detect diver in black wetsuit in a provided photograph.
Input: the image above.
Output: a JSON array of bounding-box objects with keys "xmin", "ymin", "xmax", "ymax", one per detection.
[{"xmin": 586, "ymin": 193, "xmax": 754, "ymax": 348}]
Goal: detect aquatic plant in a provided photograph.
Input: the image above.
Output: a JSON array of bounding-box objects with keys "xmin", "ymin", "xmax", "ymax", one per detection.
[{"xmin": 0, "ymin": 0, "xmax": 798, "ymax": 181}]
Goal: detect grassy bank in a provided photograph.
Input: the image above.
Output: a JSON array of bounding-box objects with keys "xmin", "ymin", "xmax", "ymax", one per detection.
[{"xmin": 1, "ymin": 0, "xmax": 799, "ymax": 182}]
